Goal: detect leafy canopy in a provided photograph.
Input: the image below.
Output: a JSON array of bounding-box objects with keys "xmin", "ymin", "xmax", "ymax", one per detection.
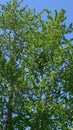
[{"xmin": 0, "ymin": 0, "xmax": 73, "ymax": 130}]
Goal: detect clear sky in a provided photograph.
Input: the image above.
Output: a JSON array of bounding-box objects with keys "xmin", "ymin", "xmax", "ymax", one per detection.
[
  {"xmin": 0, "ymin": 0, "xmax": 73, "ymax": 38},
  {"xmin": 1, "ymin": 0, "xmax": 73, "ymax": 24},
  {"xmin": 24, "ymin": 0, "xmax": 73, "ymax": 23}
]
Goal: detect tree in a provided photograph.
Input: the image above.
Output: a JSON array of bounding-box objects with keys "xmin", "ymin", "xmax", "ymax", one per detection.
[{"xmin": 0, "ymin": 0, "xmax": 73, "ymax": 130}]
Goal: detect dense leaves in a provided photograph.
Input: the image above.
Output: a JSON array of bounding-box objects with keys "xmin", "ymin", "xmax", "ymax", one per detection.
[{"xmin": 0, "ymin": 0, "xmax": 73, "ymax": 130}]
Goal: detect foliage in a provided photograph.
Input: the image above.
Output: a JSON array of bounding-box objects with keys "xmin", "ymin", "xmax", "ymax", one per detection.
[{"xmin": 0, "ymin": 0, "xmax": 73, "ymax": 130}]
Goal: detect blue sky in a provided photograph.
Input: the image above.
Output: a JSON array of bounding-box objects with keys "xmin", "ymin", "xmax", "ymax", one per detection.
[
  {"xmin": 1, "ymin": 0, "xmax": 73, "ymax": 24},
  {"xmin": 0, "ymin": 0, "xmax": 73, "ymax": 38},
  {"xmin": 23, "ymin": 0, "xmax": 73, "ymax": 23}
]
